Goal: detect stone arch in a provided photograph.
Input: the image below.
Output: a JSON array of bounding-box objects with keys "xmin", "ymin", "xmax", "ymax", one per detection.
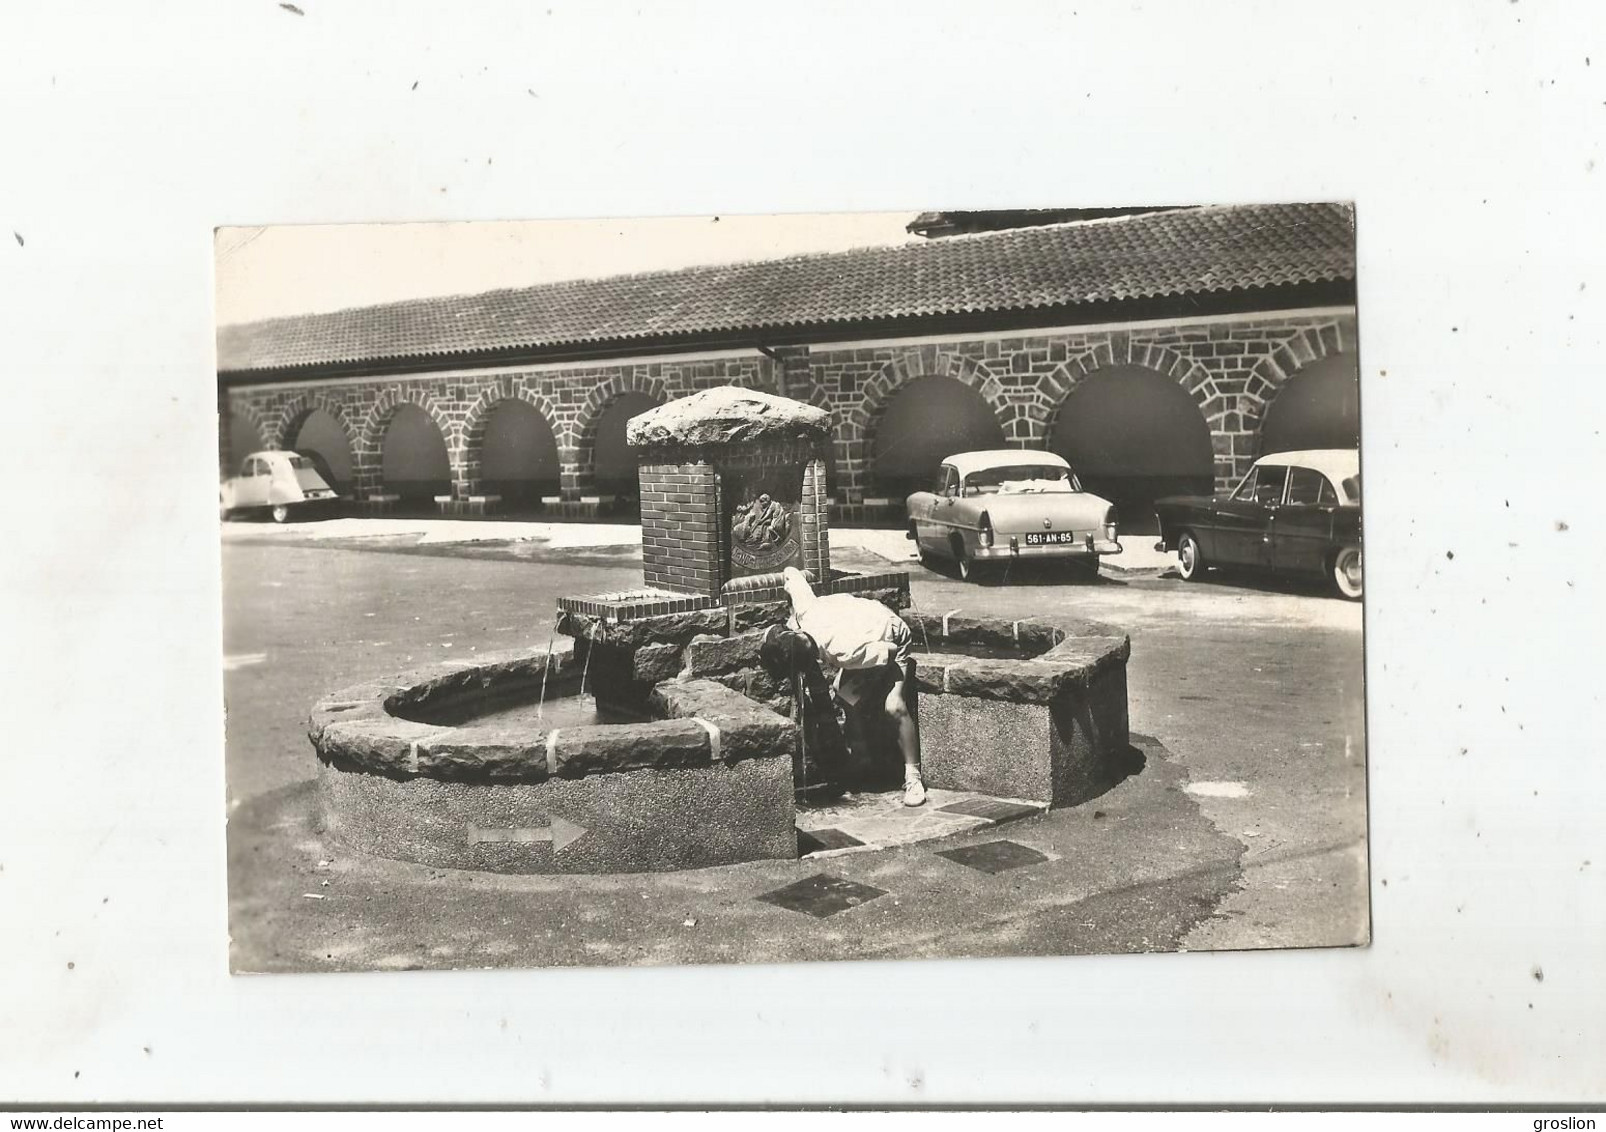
[
  {"xmin": 567, "ymin": 370, "xmax": 668, "ymax": 451},
  {"xmin": 269, "ymin": 391, "xmax": 355, "ymax": 453},
  {"xmin": 1046, "ymin": 362, "xmax": 1217, "ymax": 531},
  {"xmin": 220, "ymin": 398, "xmax": 271, "ymax": 476},
  {"xmin": 457, "ymin": 382, "xmax": 563, "ymax": 501},
  {"xmin": 353, "ymin": 387, "xmax": 456, "ymax": 500},
  {"xmin": 850, "ymin": 349, "xmax": 1006, "ymax": 440},
  {"xmin": 1041, "ymin": 336, "xmax": 1230, "ymax": 489},
  {"xmin": 560, "ymin": 371, "xmax": 667, "ymax": 501},
  {"xmin": 270, "ymin": 392, "xmax": 358, "ymax": 492},
  {"xmin": 1042, "ymin": 339, "xmax": 1219, "ymax": 440},
  {"xmin": 1246, "ymin": 323, "xmax": 1356, "ymax": 467},
  {"xmin": 229, "ymin": 399, "xmax": 272, "ymax": 446},
  {"xmin": 842, "ymin": 350, "xmax": 1007, "ymax": 503}
]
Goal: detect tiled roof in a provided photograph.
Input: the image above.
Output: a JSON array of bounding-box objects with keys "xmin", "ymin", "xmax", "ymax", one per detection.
[{"xmin": 217, "ymin": 202, "xmax": 1354, "ymax": 373}]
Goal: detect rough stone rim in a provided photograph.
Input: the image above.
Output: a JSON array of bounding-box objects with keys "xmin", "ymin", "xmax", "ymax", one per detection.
[
  {"xmin": 900, "ymin": 609, "xmax": 1131, "ymax": 703},
  {"xmin": 625, "ymin": 387, "xmax": 831, "ymax": 449},
  {"xmin": 309, "ymin": 644, "xmax": 796, "ymax": 784},
  {"xmin": 309, "ymin": 604, "xmax": 1129, "ymax": 777}
]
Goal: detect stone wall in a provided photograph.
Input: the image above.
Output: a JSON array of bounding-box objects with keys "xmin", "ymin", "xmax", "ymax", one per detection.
[
  {"xmin": 223, "ymin": 309, "xmax": 1357, "ymax": 508},
  {"xmin": 802, "ymin": 312, "xmax": 1358, "ymax": 503},
  {"xmin": 222, "ymin": 355, "xmax": 775, "ymax": 504}
]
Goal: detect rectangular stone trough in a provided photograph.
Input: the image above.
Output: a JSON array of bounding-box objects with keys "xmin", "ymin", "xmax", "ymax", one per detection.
[
  {"xmin": 310, "ymin": 650, "xmax": 798, "ymax": 875},
  {"xmin": 901, "ymin": 611, "xmax": 1132, "ymax": 808}
]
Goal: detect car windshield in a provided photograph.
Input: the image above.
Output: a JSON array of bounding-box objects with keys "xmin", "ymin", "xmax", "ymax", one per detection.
[{"xmin": 964, "ymin": 465, "xmax": 1079, "ymax": 495}]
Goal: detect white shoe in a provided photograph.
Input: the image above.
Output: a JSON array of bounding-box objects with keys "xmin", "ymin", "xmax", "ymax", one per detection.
[{"xmin": 902, "ymin": 769, "xmax": 927, "ymax": 807}]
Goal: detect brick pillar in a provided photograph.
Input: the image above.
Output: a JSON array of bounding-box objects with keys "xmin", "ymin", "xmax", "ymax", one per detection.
[
  {"xmin": 1229, "ymin": 432, "xmax": 1257, "ymax": 491},
  {"xmin": 449, "ymin": 438, "xmax": 478, "ymax": 500},
  {"xmin": 630, "ymin": 390, "xmax": 833, "ymax": 593},
  {"xmin": 353, "ymin": 446, "xmax": 383, "ymax": 500},
  {"xmin": 1210, "ymin": 431, "xmax": 1258, "ymax": 494},
  {"xmin": 770, "ymin": 345, "xmax": 812, "ymax": 400},
  {"xmin": 639, "ymin": 458, "xmax": 720, "ymax": 595},
  {"xmin": 559, "ymin": 445, "xmax": 593, "ymax": 502},
  {"xmin": 835, "ymin": 434, "xmax": 866, "ymax": 505},
  {"xmin": 801, "ymin": 454, "xmax": 831, "ymax": 579},
  {"xmin": 1206, "ymin": 402, "xmax": 1260, "ymax": 492}
]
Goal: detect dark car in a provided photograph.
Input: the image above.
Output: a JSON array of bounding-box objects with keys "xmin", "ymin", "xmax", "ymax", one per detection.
[{"xmin": 1154, "ymin": 448, "xmax": 1362, "ymax": 600}]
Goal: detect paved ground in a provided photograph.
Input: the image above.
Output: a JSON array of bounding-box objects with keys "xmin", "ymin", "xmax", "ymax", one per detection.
[
  {"xmin": 222, "ymin": 518, "xmax": 1367, "ymax": 971},
  {"xmin": 221, "ymin": 514, "xmax": 1181, "ymax": 572}
]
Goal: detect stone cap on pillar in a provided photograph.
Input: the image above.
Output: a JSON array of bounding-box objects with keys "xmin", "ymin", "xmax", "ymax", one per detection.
[
  {"xmin": 626, "ymin": 387, "xmax": 829, "ymax": 451},
  {"xmin": 630, "ymin": 386, "xmax": 834, "ymax": 598}
]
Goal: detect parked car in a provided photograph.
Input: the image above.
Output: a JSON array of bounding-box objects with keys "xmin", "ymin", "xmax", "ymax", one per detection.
[
  {"xmin": 219, "ymin": 450, "xmax": 341, "ymax": 523},
  {"xmin": 1154, "ymin": 448, "xmax": 1362, "ymax": 600},
  {"xmin": 905, "ymin": 450, "xmax": 1122, "ymax": 582}
]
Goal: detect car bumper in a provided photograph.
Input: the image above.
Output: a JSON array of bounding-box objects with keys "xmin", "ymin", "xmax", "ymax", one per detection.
[{"xmin": 972, "ymin": 537, "xmax": 1122, "ymax": 560}]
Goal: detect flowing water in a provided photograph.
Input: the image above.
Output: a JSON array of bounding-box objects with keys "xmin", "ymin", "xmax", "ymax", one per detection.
[
  {"xmin": 904, "ymin": 591, "xmax": 933, "ymax": 653},
  {"xmin": 578, "ymin": 622, "xmax": 597, "ymax": 695},
  {"xmin": 537, "ymin": 631, "xmax": 558, "ymax": 715}
]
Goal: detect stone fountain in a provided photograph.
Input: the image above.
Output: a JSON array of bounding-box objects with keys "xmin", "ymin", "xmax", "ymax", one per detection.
[{"xmin": 309, "ymin": 387, "xmax": 1133, "ymax": 875}]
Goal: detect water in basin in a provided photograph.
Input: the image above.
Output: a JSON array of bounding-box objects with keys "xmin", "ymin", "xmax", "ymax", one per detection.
[
  {"xmin": 400, "ymin": 681, "xmax": 650, "ymax": 728},
  {"xmin": 914, "ymin": 643, "xmax": 1045, "ymax": 661}
]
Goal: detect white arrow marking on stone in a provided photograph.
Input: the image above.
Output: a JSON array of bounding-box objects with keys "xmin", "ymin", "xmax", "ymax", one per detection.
[{"xmin": 468, "ymin": 816, "xmax": 587, "ymax": 851}]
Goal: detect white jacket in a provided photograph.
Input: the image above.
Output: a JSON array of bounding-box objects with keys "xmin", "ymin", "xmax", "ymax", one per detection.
[{"xmin": 781, "ymin": 568, "xmax": 910, "ymax": 672}]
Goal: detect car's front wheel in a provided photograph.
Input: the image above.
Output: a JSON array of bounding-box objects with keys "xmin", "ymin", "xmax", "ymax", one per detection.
[
  {"xmin": 270, "ymin": 504, "xmax": 291, "ymax": 524},
  {"xmin": 1331, "ymin": 545, "xmax": 1363, "ymax": 601},
  {"xmin": 954, "ymin": 536, "xmax": 984, "ymax": 583},
  {"xmin": 1176, "ymin": 532, "xmax": 1206, "ymax": 581},
  {"xmin": 909, "ymin": 523, "xmax": 933, "ymax": 568}
]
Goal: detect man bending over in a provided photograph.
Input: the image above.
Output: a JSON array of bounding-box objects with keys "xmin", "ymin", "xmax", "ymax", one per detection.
[{"xmin": 763, "ymin": 566, "xmax": 925, "ymax": 806}]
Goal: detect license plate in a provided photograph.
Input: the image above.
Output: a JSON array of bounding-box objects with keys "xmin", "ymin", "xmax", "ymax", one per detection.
[{"xmin": 1024, "ymin": 531, "xmax": 1080, "ymax": 546}]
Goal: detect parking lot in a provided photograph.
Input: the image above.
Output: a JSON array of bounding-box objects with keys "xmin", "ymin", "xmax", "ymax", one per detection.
[{"xmin": 222, "ymin": 519, "xmax": 1367, "ymax": 971}]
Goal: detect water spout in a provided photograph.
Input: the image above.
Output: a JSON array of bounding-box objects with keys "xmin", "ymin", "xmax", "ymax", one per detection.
[
  {"xmin": 905, "ymin": 592, "xmax": 932, "ymax": 653},
  {"xmin": 579, "ymin": 621, "xmax": 597, "ymax": 696},
  {"xmin": 535, "ymin": 630, "xmax": 558, "ymax": 721}
]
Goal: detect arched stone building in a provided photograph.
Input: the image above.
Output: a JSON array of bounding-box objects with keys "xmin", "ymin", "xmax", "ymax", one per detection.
[{"xmin": 218, "ymin": 203, "xmax": 1359, "ymax": 522}]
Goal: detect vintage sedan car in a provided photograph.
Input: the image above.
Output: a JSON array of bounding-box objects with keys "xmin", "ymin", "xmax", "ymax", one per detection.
[
  {"xmin": 906, "ymin": 450, "xmax": 1122, "ymax": 581},
  {"xmin": 219, "ymin": 450, "xmax": 341, "ymax": 523},
  {"xmin": 1154, "ymin": 448, "xmax": 1362, "ymax": 600}
]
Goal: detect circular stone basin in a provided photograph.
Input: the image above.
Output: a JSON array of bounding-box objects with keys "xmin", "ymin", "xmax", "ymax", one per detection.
[
  {"xmin": 390, "ymin": 679, "xmax": 648, "ymax": 730},
  {"xmin": 308, "ymin": 642, "xmax": 799, "ymax": 875}
]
